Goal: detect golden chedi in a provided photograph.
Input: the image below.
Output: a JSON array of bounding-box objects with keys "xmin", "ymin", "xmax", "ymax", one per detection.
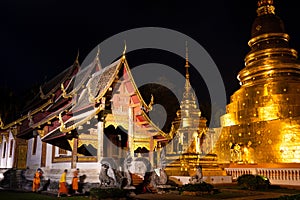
[{"xmin": 215, "ymin": 0, "xmax": 300, "ymax": 164}]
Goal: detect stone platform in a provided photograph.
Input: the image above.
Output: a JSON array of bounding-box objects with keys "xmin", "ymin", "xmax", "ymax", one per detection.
[{"xmin": 169, "ymin": 175, "xmax": 232, "ymax": 185}]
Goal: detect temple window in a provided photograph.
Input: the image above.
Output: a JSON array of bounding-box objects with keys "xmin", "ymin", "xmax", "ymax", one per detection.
[
  {"xmin": 2, "ymin": 142, "xmax": 6, "ymax": 158},
  {"xmin": 32, "ymin": 136, "xmax": 37, "ymax": 155},
  {"xmin": 9, "ymin": 139, "xmax": 14, "ymax": 157}
]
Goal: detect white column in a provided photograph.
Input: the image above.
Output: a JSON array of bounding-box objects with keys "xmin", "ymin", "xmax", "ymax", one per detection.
[
  {"xmin": 149, "ymin": 137, "xmax": 154, "ymax": 167},
  {"xmin": 97, "ymin": 121, "xmax": 104, "ymax": 162},
  {"xmin": 97, "ymin": 97, "xmax": 106, "ymax": 162},
  {"xmin": 128, "ymin": 106, "xmax": 134, "ymax": 157}
]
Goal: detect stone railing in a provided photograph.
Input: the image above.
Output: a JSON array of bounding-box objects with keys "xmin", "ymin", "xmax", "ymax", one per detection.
[{"xmin": 225, "ymin": 167, "xmax": 300, "ymax": 186}]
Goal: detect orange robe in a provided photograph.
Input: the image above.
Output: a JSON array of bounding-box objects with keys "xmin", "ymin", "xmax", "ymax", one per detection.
[
  {"xmin": 32, "ymin": 171, "xmax": 41, "ymax": 192},
  {"xmin": 59, "ymin": 172, "xmax": 68, "ymax": 194},
  {"xmin": 72, "ymin": 170, "xmax": 79, "ymax": 191}
]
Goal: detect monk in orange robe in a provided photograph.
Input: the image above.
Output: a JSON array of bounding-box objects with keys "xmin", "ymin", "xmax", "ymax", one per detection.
[
  {"xmin": 72, "ymin": 168, "xmax": 79, "ymax": 194},
  {"xmin": 58, "ymin": 169, "xmax": 71, "ymax": 197},
  {"xmin": 32, "ymin": 168, "xmax": 42, "ymax": 192}
]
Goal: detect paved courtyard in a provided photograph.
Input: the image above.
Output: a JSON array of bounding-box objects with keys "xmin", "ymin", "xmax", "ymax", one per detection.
[
  {"xmin": 132, "ymin": 189, "xmax": 296, "ymax": 200},
  {"xmin": 1, "ymin": 185, "xmax": 300, "ymax": 200}
]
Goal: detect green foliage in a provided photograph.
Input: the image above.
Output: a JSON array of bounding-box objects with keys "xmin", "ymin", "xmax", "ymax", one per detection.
[
  {"xmin": 89, "ymin": 187, "xmax": 127, "ymax": 199},
  {"xmin": 180, "ymin": 182, "xmax": 214, "ymax": 193},
  {"xmin": 237, "ymin": 174, "xmax": 270, "ymax": 190}
]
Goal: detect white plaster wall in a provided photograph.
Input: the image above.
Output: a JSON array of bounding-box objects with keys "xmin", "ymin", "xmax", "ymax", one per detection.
[
  {"xmin": 5, "ymin": 131, "xmax": 15, "ymax": 168},
  {"xmin": 26, "ymin": 134, "xmax": 43, "ymax": 170},
  {"xmin": 0, "ymin": 135, "xmax": 8, "ymax": 168},
  {"xmin": 45, "ymin": 143, "xmax": 53, "ymax": 168},
  {"xmin": 45, "ymin": 162, "xmax": 100, "ymax": 183}
]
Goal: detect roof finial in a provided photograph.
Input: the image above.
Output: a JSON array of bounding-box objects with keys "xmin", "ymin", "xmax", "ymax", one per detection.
[
  {"xmin": 257, "ymin": 0, "xmax": 275, "ymax": 16},
  {"xmin": 185, "ymin": 41, "xmax": 190, "ymax": 80},
  {"xmin": 96, "ymin": 45, "xmax": 100, "ymax": 61},
  {"xmin": 58, "ymin": 112, "xmax": 66, "ymax": 131},
  {"xmin": 74, "ymin": 48, "xmax": 80, "ymax": 65},
  {"xmin": 39, "ymin": 86, "xmax": 46, "ymax": 99},
  {"xmin": 122, "ymin": 40, "xmax": 127, "ymax": 59}
]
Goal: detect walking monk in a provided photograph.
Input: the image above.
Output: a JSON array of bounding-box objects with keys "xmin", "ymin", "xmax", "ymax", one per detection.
[
  {"xmin": 58, "ymin": 169, "xmax": 71, "ymax": 197},
  {"xmin": 72, "ymin": 168, "xmax": 79, "ymax": 194},
  {"xmin": 32, "ymin": 168, "xmax": 42, "ymax": 192}
]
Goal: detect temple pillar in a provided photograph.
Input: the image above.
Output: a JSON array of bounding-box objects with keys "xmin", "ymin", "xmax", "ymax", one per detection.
[
  {"xmin": 156, "ymin": 142, "xmax": 161, "ymax": 168},
  {"xmin": 71, "ymin": 137, "xmax": 78, "ymax": 169},
  {"xmin": 97, "ymin": 97, "xmax": 106, "ymax": 162},
  {"xmin": 149, "ymin": 137, "xmax": 154, "ymax": 167},
  {"xmin": 97, "ymin": 121, "xmax": 104, "ymax": 161},
  {"xmin": 39, "ymin": 129, "xmax": 47, "ymax": 167},
  {"xmin": 128, "ymin": 105, "xmax": 134, "ymax": 157},
  {"xmin": 41, "ymin": 142, "xmax": 47, "ymax": 167}
]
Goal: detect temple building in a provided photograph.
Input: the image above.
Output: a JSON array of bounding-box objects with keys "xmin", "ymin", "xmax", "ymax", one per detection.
[
  {"xmin": 0, "ymin": 48, "xmax": 170, "ymax": 185},
  {"xmin": 215, "ymin": 0, "xmax": 300, "ymax": 185}
]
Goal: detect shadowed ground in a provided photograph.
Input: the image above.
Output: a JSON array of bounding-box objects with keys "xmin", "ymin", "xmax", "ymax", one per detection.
[{"xmin": 1, "ymin": 184, "xmax": 300, "ymax": 200}]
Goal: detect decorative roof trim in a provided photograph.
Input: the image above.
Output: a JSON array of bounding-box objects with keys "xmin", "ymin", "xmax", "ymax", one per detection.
[
  {"xmin": 0, "ymin": 98, "xmax": 53, "ymax": 130},
  {"xmin": 58, "ymin": 103, "xmax": 104, "ymax": 133}
]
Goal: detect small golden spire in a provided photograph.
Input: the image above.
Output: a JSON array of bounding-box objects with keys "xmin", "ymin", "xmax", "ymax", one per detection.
[
  {"xmin": 185, "ymin": 41, "xmax": 190, "ymax": 80},
  {"xmin": 257, "ymin": 0, "xmax": 275, "ymax": 16},
  {"xmin": 122, "ymin": 40, "xmax": 127, "ymax": 59}
]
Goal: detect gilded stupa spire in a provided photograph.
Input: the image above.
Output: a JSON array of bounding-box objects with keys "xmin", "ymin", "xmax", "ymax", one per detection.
[
  {"xmin": 185, "ymin": 41, "xmax": 191, "ymax": 92},
  {"xmin": 182, "ymin": 42, "xmax": 196, "ymax": 102},
  {"xmin": 185, "ymin": 41, "xmax": 189, "ymax": 76},
  {"xmin": 257, "ymin": 0, "xmax": 275, "ymax": 16},
  {"xmin": 237, "ymin": 0, "xmax": 299, "ymax": 86}
]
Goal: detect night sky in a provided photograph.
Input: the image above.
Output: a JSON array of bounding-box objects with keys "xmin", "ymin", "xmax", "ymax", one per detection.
[{"xmin": 1, "ymin": 0, "xmax": 300, "ymax": 119}]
